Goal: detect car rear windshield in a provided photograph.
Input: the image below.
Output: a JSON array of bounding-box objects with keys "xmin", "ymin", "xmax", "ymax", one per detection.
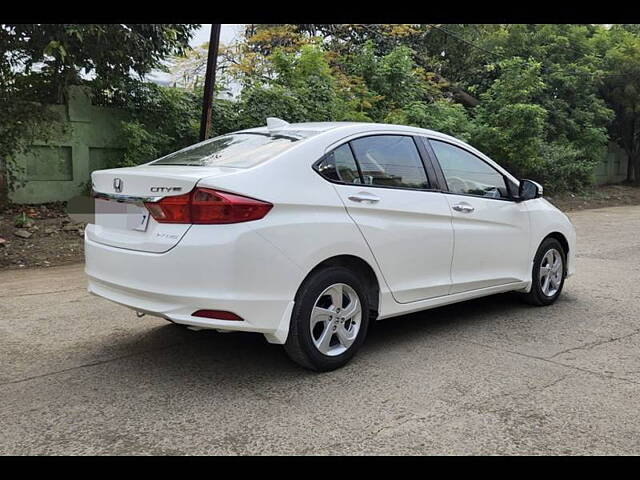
[{"xmin": 150, "ymin": 132, "xmax": 306, "ymax": 168}]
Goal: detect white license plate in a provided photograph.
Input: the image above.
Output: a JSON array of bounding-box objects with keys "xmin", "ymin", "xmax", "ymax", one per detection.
[
  {"xmin": 131, "ymin": 210, "xmax": 150, "ymax": 232},
  {"xmin": 95, "ymin": 199, "xmax": 150, "ymax": 232}
]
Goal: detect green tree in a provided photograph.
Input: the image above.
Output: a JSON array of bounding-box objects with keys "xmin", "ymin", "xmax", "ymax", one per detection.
[
  {"xmin": 0, "ymin": 23, "xmax": 199, "ymax": 205},
  {"xmin": 385, "ymin": 100, "xmax": 473, "ymax": 142},
  {"xmin": 597, "ymin": 26, "xmax": 640, "ymax": 184},
  {"xmin": 469, "ymin": 58, "xmax": 548, "ymax": 179},
  {"xmin": 1, "ymin": 24, "xmax": 198, "ymax": 103},
  {"xmin": 467, "ymin": 25, "xmax": 612, "ymax": 170},
  {"xmin": 344, "ymin": 41, "xmax": 444, "ymax": 120},
  {"xmin": 119, "ymin": 83, "xmax": 200, "ymax": 166}
]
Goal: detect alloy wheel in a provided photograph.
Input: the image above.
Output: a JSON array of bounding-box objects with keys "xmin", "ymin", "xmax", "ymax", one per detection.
[
  {"xmin": 539, "ymin": 248, "xmax": 563, "ymax": 297},
  {"xmin": 309, "ymin": 283, "xmax": 362, "ymax": 356}
]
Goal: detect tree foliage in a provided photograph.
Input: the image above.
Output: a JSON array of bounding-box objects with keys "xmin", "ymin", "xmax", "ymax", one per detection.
[
  {"xmin": 597, "ymin": 25, "xmax": 640, "ymax": 184},
  {"xmin": 101, "ymin": 24, "xmax": 640, "ymax": 192},
  {"xmin": 215, "ymin": 24, "xmax": 619, "ymax": 192},
  {"xmin": 119, "ymin": 83, "xmax": 200, "ymax": 167},
  {"xmin": 1, "ymin": 24, "xmax": 198, "ymax": 103},
  {"xmin": 7, "ymin": 23, "xmax": 640, "ymax": 198},
  {"xmin": 0, "ymin": 23, "xmax": 199, "ymax": 204}
]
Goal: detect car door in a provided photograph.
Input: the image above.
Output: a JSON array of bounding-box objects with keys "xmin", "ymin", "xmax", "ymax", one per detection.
[
  {"xmin": 424, "ymin": 138, "xmax": 531, "ymax": 295},
  {"xmin": 316, "ymin": 135, "xmax": 454, "ymax": 304}
]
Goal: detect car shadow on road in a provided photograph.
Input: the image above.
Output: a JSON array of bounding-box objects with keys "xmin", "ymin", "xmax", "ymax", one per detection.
[
  {"xmin": 364, "ymin": 291, "xmax": 542, "ymax": 349},
  {"xmin": 86, "ymin": 291, "xmax": 553, "ymax": 386},
  {"xmin": 362, "ymin": 289, "xmax": 577, "ymax": 356}
]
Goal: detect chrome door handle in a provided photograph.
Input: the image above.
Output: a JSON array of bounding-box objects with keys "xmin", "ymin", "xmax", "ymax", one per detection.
[
  {"xmin": 348, "ymin": 193, "xmax": 380, "ymax": 204},
  {"xmin": 452, "ymin": 203, "xmax": 475, "ymax": 213}
]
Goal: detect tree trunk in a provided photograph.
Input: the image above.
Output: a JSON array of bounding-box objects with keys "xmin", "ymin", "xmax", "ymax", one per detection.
[
  {"xmin": 626, "ymin": 148, "xmax": 640, "ymax": 185},
  {"xmin": 0, "ymin": 160, "xmax": 8, "ymax": 210},
  {"xmin": 451, "ymin": 86, "xmax": 480, "ymax": 107},
  {"xmin": 631, "ymin": 155, "xmax": 640, "ymax": 185},
  {"xmin": 624, "ymin": 119, "xmax": 637, "ymax": 183},
  {"xmin": 622, "ymin": 141, "xmax": 638, "ymax": 183}
]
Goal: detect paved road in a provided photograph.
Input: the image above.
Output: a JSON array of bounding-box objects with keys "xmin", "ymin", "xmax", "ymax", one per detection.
[{"xmin": 1, "ymin": 205, "xmax": 639, "ymax": 455}]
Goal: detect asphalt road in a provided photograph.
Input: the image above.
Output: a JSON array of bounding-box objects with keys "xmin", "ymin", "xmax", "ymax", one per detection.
[{"xmin": 1, "ymin": 205, "xmax": 639, "ymax": 455}]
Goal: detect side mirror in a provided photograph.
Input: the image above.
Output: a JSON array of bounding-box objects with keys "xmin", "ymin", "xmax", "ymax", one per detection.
[{"xmin": 518, "ymin": 179, "xmax": 543, "ymax": 201}]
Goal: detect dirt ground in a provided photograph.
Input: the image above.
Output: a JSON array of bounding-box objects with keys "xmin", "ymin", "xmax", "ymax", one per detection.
[
  {"xmin": 1, "ymin": 184, "xmax": 639, "ymax": 270},
  {"xmin": 545, "ymin": 183, "xmax": 640, "ymax": 212},
  {"xmin": 0, "ymin": 202, "xmax": 86, "ymax": 270}
]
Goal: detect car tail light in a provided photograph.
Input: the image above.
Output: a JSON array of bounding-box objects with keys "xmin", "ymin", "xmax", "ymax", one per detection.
[
  {"xmin": 144, "ymin": 188, "xmax": 272, "ymax": 224},
  {"xmin": 144, "ymin": 192, "xmax": 191, "ymax": 223},
  {"xmin": 192, "ymin": 310, "xmax": 244, "ymax": 321}
]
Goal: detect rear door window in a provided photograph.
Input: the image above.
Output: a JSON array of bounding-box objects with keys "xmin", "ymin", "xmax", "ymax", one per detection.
[
  {"xmin": 349, "ymin": 135, "xmax": 429, "ymax": 189},
  {"xmin": 315, "ymin": 144, "xmax": 361, "ymax": 184}
]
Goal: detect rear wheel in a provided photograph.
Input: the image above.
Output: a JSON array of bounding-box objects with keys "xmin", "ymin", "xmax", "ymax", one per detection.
[
  {"xmin": 284, "ymin": 267, "xmax": 370, "ymax": 371},
  {"xmin": 520, "ymin": 237, "xmax": 566, "ymax": 306}
]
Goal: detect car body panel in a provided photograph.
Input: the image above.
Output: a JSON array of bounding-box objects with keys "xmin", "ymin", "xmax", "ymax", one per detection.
[
  {"xmin": 526, "ymin": 197, "xmax": 577, "ymax": 279},
  {"xmin": 443, "ymin": 194, "xmax": 531, "ymax": 294},
  {"xmin": 332, "ymin": 184, "xmax": 453, "ymax": 303}
]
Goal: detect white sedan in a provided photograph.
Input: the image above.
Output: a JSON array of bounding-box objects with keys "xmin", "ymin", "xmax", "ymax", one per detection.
[{"xmin": 86, "ymin": 119, "xmax": 576, "ymax": 371}]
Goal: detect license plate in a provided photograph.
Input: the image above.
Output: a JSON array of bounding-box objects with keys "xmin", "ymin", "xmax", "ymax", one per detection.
[
  {"xmin": 132, "ymin": 210, "xmax": 150, "ymax": 232},
  {"xmin": 96, "ymin": 198, "xmax": 150, "ymax": 232}
]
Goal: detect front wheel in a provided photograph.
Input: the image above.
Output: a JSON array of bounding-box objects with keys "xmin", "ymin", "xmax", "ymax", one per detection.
[
  {"xmin": 520, "ymin": 237, "xmax": 566, "ymax": 306},
  {"xmin": 284, "ymin": 267, "xmax": 370, "ymax": 372}
]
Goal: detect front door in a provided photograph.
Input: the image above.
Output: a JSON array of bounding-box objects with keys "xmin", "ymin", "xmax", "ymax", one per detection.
[{"xmin": 427, "ymin": 139, "xmax": 531, "ymax": 294}]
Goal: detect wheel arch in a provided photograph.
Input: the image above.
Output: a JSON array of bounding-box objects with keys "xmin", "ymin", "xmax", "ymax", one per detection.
[
  {"xmin": 544, "ymin": 231, "xmax": 570, "ymax": 257},
  {"xmin": 299, "ymin": 255, "xmax": 380, "ymax": 320}
]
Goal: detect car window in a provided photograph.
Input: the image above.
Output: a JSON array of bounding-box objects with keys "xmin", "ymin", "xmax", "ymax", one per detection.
[
  {"xmin": 429, "ymin": 140, "xmax": 509, "ymax": 199},
  {"xmin": 349, "ymin": 135, "xmax": 429, "ymax": 189},
  {"xmin": 150, "ymin": 133, "xmax": 302, "ymax": 168},
  {"xmin": 316, "ymin": 144, "xmax": 362, "ymax": 184}
]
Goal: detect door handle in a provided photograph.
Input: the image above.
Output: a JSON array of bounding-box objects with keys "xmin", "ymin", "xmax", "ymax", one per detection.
[
  {"xmin": 348, "ymin": 192, "xmax": 380, "ymax": 204},
  {"xmin": 452, "ymin": 202, "xmax": 475, "ymax": 213}
]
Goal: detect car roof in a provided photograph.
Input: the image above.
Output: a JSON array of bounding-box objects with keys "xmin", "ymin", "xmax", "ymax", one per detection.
[
  {"xmin": 241, "ymin": 121, "xmax": 454, "ymax": 141},
  {"xmin": 241, "ymin": 121, "xmax": 519, "ymax": 184},
  {"xmin": 240, "ymin": 122, "xmax": 361, "ymax": 137}
]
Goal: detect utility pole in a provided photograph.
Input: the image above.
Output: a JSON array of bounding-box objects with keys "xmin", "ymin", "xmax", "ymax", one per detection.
[{"xmin": 199, "ymin": 24, "xmax": 222, "ymax": 142}]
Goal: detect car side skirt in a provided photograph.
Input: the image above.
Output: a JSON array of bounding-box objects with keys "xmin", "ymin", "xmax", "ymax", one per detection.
[{"xmin": 377, "ymin": 281, "xmax": 530, "ymax": 320}]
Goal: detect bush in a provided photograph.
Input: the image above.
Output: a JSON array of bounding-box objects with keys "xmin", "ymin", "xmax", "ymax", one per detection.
[
  {"xmin": 533, "ymin": 142, "xmax": 598, "ymax": 193},
  {"xmin": 385, "ymin": 100, "xmax": 474, "ymax": 142},
  {"xmin": 120, "ymin": 120, "xmax": 172, "ymax": 167},
  {"xmin": 116, "ymin": 84, "xmax": 202, "ymax": 167},
  {"xmin": 236, "ymin": 85, "xmax": 308, "ymax": 130}
]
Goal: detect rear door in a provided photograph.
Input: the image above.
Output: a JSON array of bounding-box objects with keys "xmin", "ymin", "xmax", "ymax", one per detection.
[
  {"xmin": 322, "ymin": 135, "xmax": 454, "ymax": 304},
  {"xmin": 424, "ymin": 138, "xmax": 530, "ymax": 294}
]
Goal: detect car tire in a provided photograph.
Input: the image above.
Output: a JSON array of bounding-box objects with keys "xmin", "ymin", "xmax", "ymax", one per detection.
[
  {"xmin": 520, "ymin": 237, "xmax": 566, "ymax": 306},
  {"xmin": 284, "ymin": 266, "xmax": 370, "ymax": 372}
]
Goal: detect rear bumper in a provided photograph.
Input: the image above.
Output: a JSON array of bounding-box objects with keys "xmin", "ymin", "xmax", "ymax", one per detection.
[{"xmin": 84, "ymin": 223, "xmax": 304, "ymax": 344}]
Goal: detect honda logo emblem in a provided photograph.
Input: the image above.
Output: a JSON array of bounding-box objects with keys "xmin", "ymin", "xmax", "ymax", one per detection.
[{"xmin": 113, "ymin": 178, "xmax": 123, "ymax": 193}]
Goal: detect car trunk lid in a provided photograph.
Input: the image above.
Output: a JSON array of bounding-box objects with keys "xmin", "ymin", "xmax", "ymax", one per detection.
[{"xmin": 88, "ymin": 165, "xmax": 240, "ymax": 253}]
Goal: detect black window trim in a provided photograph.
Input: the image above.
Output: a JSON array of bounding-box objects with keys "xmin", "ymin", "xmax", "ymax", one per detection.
[
  {"xmin": 420, "ymin": 136, "xmax": 519, "ymax": 202},
  {"xmin": 312, "ymin": 133, "xmax": 440, "ymax": 194}
]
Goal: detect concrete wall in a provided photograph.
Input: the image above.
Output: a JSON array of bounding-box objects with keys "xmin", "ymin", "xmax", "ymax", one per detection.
[
  {"xmin": 595, "ymin": 141, "xmax": 629, "ymax": 185},
  {"xmin": 9, "ymin": 86, "xmax": 129, "ymax": 204}
]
